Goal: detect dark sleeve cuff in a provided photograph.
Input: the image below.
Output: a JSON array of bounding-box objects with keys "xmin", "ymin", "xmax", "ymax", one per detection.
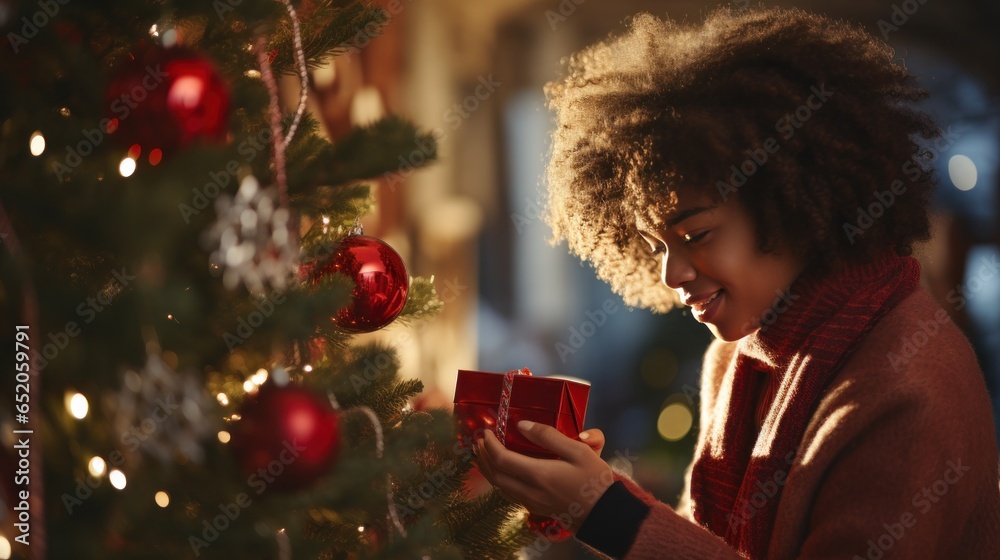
[{"xmin": 575, "ymin": 480, "xmax": 651, "ymax": 559}]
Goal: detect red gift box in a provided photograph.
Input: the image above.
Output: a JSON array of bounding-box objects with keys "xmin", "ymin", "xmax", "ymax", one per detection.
[{"xmin": 453, "ymin": 369, "xmax": 591, "ymax": 459}]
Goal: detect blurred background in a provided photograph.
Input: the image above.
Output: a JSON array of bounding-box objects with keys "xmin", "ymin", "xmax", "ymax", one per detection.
[{"xmin": 297, "ymin": 1, "xmax": 999, "ymax": 556}]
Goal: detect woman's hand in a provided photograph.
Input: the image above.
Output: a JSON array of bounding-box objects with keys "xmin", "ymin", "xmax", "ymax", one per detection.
[{"xmin": 473, "ymin": 421, "xmax": 614, "ymax": 533}]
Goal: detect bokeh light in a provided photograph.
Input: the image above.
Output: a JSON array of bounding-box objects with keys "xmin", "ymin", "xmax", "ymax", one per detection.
[
  {"xmin": 67, "ymin": 392, "xmax": 89, "ymax": 419},
  {"xmin": 109, "ymin": 469, "xmax": 127, "ymax": 490},
  {"xmin": 948, "ymin": 154, "xmax": 977, "ymax": 191},
  {"xmin": 88, "ymin": 456, "xmax": 106, "ymax": 477},
  {"xmin": 155, "ymin": 491, "xmax": 170, "ymax": 507},
  {"xmin": 119, "ymin": 157, "xmax": 137, "ymax": 177},
  {"xmin": 657, "ymin": 402, "xmax": 694, "ymax": 442},
  {"xmin": 29, "ymin": 131, "xmax": 45, "ymax": 156}
]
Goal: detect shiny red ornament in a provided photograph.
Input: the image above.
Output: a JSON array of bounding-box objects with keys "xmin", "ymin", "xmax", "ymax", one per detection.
[
  {"xmin": 307, "ymin": 234, "xmax": 409, "ymax": 333},
  {"xmin": 230, "ymin": 382, "xmax": 340, "ymax": 491},
  {"xmin": 104, "ymin": 46, "xmax": 229, "ymax": 155},
  {"xmin": 527, "ymin": 514, "xmax": 573, "ymax": 542}
]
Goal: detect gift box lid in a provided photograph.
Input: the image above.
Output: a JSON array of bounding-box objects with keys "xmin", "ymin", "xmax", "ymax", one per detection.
[{"xmin": 454, "ymin": 369, "xmax": 590, "ymax": 431}]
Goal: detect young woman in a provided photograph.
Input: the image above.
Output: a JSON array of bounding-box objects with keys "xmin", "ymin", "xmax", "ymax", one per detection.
[{"xmin": 474, "ymin": 6, "xmax": 1000, "ymax": 559}]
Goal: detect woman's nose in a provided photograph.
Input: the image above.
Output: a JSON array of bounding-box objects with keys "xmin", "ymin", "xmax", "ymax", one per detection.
[{"xmin": 661, "ymin": 248, "xmax": 696, "ymax": 288}]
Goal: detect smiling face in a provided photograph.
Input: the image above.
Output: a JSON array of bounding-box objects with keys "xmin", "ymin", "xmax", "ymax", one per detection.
[{"xmin": 636, "ymin": 190, "xmax": 809, "ymax": 341}]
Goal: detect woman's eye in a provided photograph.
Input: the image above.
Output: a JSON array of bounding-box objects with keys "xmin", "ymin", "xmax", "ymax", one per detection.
[{"xmin": 683, "ymin": 231, "xmax": 710, "ymax": 244}]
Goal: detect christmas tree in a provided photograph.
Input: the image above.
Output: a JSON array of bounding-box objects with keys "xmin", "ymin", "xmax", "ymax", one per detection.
[{"xmin": 0, "ymin": 1, "xmax": 536, "ymax": 558}]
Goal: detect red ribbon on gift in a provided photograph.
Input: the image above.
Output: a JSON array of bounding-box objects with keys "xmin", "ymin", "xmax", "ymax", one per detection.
[{"xmin": 495, "ymin": 367, "xmax": 532, "ymax": 446}]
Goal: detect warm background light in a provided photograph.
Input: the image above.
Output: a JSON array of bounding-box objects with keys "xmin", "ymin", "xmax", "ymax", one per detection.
[{"xmin": 657, "ymin": 402, "xmax": 694, "ymax": 442}]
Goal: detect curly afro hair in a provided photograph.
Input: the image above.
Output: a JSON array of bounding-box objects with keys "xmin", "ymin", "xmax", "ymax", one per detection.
[{"xmin": 542, "ymin": 6, "xmax": 942, "ymax": 313}]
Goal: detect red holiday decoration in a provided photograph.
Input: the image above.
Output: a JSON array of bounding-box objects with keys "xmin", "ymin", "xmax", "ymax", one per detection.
[
  {"xmin": 306, "ymin": 234, "xmax": 409, "ymax": 333},
  {"xmin": 527, "ymin": 515, "xmax": 573, "ymax": 542},
  {"xmin": 104, "ymin": 46, "xmax": 230, "ymax": 155},
  {"xmin": 453, "ymin": 369, "xmax": 591, "ymax": 460},
  {"xmin": 230, "ymin": 382, "xmax": 340, "ymax": 491}
]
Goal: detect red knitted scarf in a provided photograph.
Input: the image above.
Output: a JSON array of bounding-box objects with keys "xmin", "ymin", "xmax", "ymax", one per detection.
[{"xmin": 688, "ymin": 249, "xmax": 922, "ymax": 558}]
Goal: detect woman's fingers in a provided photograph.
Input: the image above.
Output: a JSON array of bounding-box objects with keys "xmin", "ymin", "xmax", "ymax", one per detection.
[
  {"xmin": 482, "ymin": 428, "xmax": 560, "ymax": 478},
  {"xmin": 516, "ymin": 421, "xmax": 589, "ymax": 463},
  {"xmin": 489, "ymin": 469, "xmax": 535, "ymax": 506},
  {"xmin": 579, "ymin": 428, "xmax": 606, "ymax": 456}
]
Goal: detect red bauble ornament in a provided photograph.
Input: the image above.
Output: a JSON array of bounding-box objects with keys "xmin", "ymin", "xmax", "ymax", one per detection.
[
  {"xmin": 104, "ymin": 46, "xmax": 230, "ymax": 156},
  {"xmin": 230, "ymin": 382, "xmax": 340, "ymax": 491},
  {"xmin": 307, "ymin": 234, "xmax": 409, "ymax": 333},
  {"xmin": 527, "ymin": 514, "xmax": 573, "ymax": 542}
]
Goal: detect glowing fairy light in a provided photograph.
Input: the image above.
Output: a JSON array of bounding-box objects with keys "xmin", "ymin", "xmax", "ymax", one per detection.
[
  {"xmin": 29, "ymin": 131, "xmax": 45, "ymax": 156},
  {"xmin": 88, "ymin": 456, "xmax": 106, "ymax": 477},
  {"xmin": 109, "ymin": 469, "xmax": 127, "ymax": 490},
  {"xmin": 155, "ymin": 491, "xmax": 170, "ymax": 507},
  {"xmin": 67, "ymin": 392, "xmax": 89, "ymax": 419},
  {"xmin": 119, "ymin": 157, "xmax": 136, "ymax": 177}
]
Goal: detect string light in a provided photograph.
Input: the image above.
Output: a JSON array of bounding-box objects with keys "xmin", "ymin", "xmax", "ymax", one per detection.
[
  {"xmin": 251, "ymin": 368, "xmax": 268, "ymax": 385},
  {"xmin": 155, "ymin": 491, "xmax": 170, "ymax": 507},
  {"xmin": 109, "ymin": 469, "xmax": 127, "ymax": 490},
  {"xmin": 29, "ymin": 131, "xmax": 45, "ymax": 156},
  {"xmin": 303, "ymin": 365, "xmax": 313, "ymax": 373},
  {"xmin": 88, "ymin": 456, "xmax": 106, "ymax": 477},
  {"xmin": 66, "ymin": 392, "xmax": 89, "ymax": 419},
  {"xmin": 0, "ymin": 536, "xmax": 10, "ymax": 560},
  {"xmin": 119, "ymin": 157, "xmax": 136, "ymax": 177},
  {"xmin": 217, "ymin": 430, "xmax": 231, "ymax": 444},
  {"xmin": 357, "ymin": 526, "xmax": 365, "ymax": 533},
  {"xmin": 216, "ymin": 393, "xmax": 230, "ymax": 406},
  {"xmin": 243, "ymin": 379, "xmax": 256, "ymax": 393}
]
